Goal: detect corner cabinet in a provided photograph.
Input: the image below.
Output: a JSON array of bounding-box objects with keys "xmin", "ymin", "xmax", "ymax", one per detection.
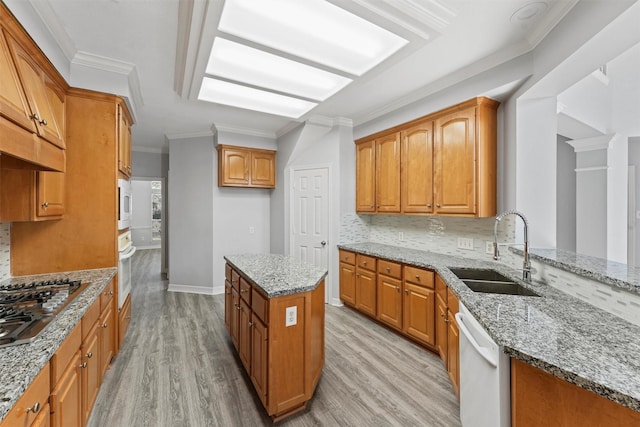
[
  {"xmin": 355, "ymin": 97, "xmax": 499, "ymax": 217},
  {"xmin": 217, "ymin": 144, "xmax": 276, "ymax": 189}
]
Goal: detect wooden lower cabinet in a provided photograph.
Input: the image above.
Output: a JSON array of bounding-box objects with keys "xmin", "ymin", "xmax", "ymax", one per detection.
[
  {"xmin": 511, "ymin": 358, "xmax": 640, "ymax": 426},
  {"xmin": 32, "ymin": 403, "xmax": 51, "ymax": 427},
  {"xmin": 81, "ymin": 322, "xmax": 101, "ymax": 425},
  {"xmin": 230, "ymin": 288, "xmax": 240, "ymax": 350},
  {"xmin": 98, "ymin": 301, "xmax": 116, "ymax": 380},
  {"xmin": 224, "ymin": 280, "xmax": 232, "ymax": 331},
  {"xmin": 403, "ymin": 267, "xmax": 435, "ymax": 347},
  {"xmin": 50, "ymin": 351, "xmax": 82, "ymax": 427},
  {"xmin": 446, "ymin": 288, "xmax": 460, "ymax": 397},
  {"xmin": 118, "ymin": 294, "xmax": 132, "ymax": 351},
  {"xmin": 224, "ymin": 262, "xmax": 325, "ymax": 421},
  {"xmin": 355, "ymin": 268, "xmax": 376, "ymax": 317},
  {"xmin": 0, "ymin": 362, "xmax": 50, "ymax": 427},
  {"xmin": 435, "ymin": 293, "xmax": 448, "ymax": 363},
  {"xmin": 339, "ymin": 261, "xmax": 356, "ymax": 305},
  {"xmin": 377, "ymin": 273, "xmax": 402, "ymax": 330}
]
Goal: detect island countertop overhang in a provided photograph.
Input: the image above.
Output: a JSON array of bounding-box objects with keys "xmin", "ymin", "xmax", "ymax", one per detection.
[{"xmin": 224, "ymin": 254, "xmax": 327, "ymax": 298}]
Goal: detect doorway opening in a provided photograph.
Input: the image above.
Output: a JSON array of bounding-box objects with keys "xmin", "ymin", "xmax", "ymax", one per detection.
[{"xmin": 131, "ymin": 178, "xmax": 167, "ymax": 275}]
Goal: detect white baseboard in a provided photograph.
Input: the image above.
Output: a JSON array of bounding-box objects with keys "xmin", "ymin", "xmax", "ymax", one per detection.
[
  {"xmin": 330, "ymin": 297, "xmax": 343, "ymax": 307},
  {"xmin": 167, "ymin": 283, "xmax": 220, "ymax": 295}
]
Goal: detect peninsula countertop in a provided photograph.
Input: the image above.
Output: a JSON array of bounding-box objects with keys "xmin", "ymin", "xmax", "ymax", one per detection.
[
  {"xmin": 224, "ymin": 254, "xmax": 327, "ymax": 298},
  {"xmin": 0, "ymin": 268, "xmax": 117, "ymax": 423},
  {"xmin": 338, "ymin": 242, "xmax": 640, "ymax": 412}
]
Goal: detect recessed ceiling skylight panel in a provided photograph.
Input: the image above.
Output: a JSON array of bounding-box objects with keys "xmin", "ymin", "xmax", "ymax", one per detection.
[
  {"xmin": 205, "ymin": 38, "xmax": 352, "ymax": 101},
  {"xmin": 218, "ymin": 0, "xmax": 408, "ymax": 76}
]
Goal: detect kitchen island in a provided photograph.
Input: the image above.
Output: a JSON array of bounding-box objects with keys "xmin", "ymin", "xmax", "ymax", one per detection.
[
  {"xmin": 0, "ymin": 267, "xmax": 117, "ymax": 425},
  {"xmin": 223, "ymin": 254, "xmax": 327, "ymax": 421}
]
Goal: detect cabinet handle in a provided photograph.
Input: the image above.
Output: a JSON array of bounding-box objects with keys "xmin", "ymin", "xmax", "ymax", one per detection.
[
  {"xmin": 376, "ymin": 205, "xmax": 380, "ymax": 208},
  {"xmin": 386, "ymin": 267, "xmax": 390, "ymax": 272},
  {"xmin": 363, "ymin": 261, "xmax": 367, "ymax": 265},
  {"xmin": 236, "ymin": 305, "xmax": 241, "ymax": 311},
  {"xmin": 40, "ymin": 118, "xmax": 47, "ymax": 126},
  {"xmin": 126, "ymin": 316, "xmax": 132, "ymax": 320},
  {"xmin": 79, "ymin": 362, "xmax": 87, "ymax": 369},
  {"xmin": 240, "ymin": 289, "xmax": 248, "ymax": 293},
  {"xmin": 248, "ymin": 321, "xmax": 253, "ymax": 328},
  {"xmin": 436, "ymin": 203, "xmax": 441, "ymax": 208},
  {"xmin": 29, "ymin": 113, "xmax": 41, "ymax": 122},
  {"xmin": 86, "ymin": 351, "xmax": 93, "ymax": 358},
  {"xmin": 427, "ymin": 204, "xmax": 432, "ymax": 208},
  {"xmin": 444, "ymin": 318, "xmax": 450, "ymax": 324},
  {"xmin": 404, "ymin": 289, "xmax": 409, "ymax": 294},
  {"xmin": 26, "ymin": 402, "xmax": 40, "ymax": 413},
  {"xmin": 102, "ymin": 323, "xmax": 108, "ymax": 329},
  {"xmin": 415, "ymin": 275, "xmax": 420, "ymax": 281},
  {"xmin": 396, "ymin": 286, "xmax": 400, "ymax": 292},
  {"xmin": 41, "ymin": 202, "xmax": 49, "ymax": 208},
  {"xmin": 440, "ymin": 311, "xmax": 445, "ymax": 318}
]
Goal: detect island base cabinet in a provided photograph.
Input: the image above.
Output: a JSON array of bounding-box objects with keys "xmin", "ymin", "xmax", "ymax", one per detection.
[
  {"xmin": 250, "ymin": 314, "xmax": 268, "ymax": 407},
  {"xmin": 511, "ymin": 359, "xmax": 640, "ymax": 426}
]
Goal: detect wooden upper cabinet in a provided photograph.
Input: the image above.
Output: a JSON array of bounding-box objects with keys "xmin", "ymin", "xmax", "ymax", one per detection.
[
  {"xmin": 218, "ymin": 144, "xmax": 276, "ymax": 188},
  {"xmin": 36, "ymin": 171, "xmax": 64, "ymax": 217},
  {"xmin": 250, "ymin": 150, "xmax": 276, "ymax": 188},
  {"xmin": 0, "ymin": 168, "xmax": 64, "ymax": 221},
  {"xmin": 434, "ymin": 107, "xmax": 476, "ymax": 214},
  {"xmin": 355, "ymin": 97, "xmax": 498, "ymax": 217},
  {"xmin": 355, "ymin": 139, "xmax": 375, "ymax": 212},
  {"xmin": 375, "ymin": 133, "xmax": 401, "ymax": 213},
  {"xmin": 118, "ymin": 102, "xmax": 133, "ymax": 177},
  {"xmin": 0, "ymin": 29, "xmax": 36, "ymax": 133},
  {"xmin": 7, "ymin": 34, "xmax": 64, "ymax": 149},
  {"xmin": 401, "ymin": 121, "xmax": 433, "ymax": 214}
]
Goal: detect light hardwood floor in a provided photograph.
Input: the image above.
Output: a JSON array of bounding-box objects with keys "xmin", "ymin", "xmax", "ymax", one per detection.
[{"xmin": 88, "ymin": 249, "xmax": 461, "ymax": 426}]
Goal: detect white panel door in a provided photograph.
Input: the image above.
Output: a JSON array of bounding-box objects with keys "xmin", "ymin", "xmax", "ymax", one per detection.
[{"xmin": 291, "ymin": 167, "xmax": 329, "ymax": 295}]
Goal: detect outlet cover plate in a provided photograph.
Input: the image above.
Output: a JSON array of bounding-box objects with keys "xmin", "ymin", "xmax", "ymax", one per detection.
[
  {"xmin": 457, "ymin": 237, "xmax": 474, "ymax": 251},
  {"xmin": 486, "ymin": 241, "xmax": 494, "ymax": 254}
]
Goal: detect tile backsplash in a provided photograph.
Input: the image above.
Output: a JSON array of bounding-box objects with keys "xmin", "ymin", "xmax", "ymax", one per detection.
[{"xmin": 0, "ymin": 223, "xmax": 9, "ymax": 281}]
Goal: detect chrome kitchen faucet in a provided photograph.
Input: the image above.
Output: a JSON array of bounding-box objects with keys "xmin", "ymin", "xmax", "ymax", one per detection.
[{"xmin": 493, "ymin": 210, "xmax": 531, "ymax": 282}]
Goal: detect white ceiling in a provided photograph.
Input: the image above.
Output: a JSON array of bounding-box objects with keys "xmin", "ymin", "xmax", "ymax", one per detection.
[{"xmin": 11, "ymin": 0, "xmax": 580, "ymax": 150}]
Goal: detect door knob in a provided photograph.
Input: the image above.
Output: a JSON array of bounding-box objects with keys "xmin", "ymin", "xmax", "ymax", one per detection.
[{"xmin": 321, "ymin": 241, "xmax": 326, "ymax": 246}]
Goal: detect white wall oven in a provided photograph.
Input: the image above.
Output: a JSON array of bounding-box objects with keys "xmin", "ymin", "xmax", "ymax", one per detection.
[
  {"xmin": 118, "ymin": 178, "xmax": 132, "ymax": 230},
  {"xmin": 118, "ymin": 230, "xmax": 136, "ymax": 309}
]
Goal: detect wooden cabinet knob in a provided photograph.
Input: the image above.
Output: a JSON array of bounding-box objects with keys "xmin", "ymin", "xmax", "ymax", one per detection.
[
  {"xmin": 26, "ymin": 402, "xmax": 41, "ymax": 413},
  {"xmin": 415, "ymin": 275, "xmax": 420, "ymax": 281}
]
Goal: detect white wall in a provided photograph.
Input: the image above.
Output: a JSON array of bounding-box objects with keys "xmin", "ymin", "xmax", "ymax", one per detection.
[
  {"xmin": 168, "ymin": 136, "xmax": 214, "ymax": 293},
  {"xmin": 132, "ymin": 151, "xmax": 169, "ymax": 178},
  {"xmin": 131, "ymin": 180, "xmax": 155, "ymax": 248},
  {"xmin": 556, "ymin": 135, "xmax": 576, "ymax": 252}
]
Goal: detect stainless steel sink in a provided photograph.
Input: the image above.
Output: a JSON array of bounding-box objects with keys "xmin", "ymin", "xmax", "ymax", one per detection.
[{"xmin": 448, "ymin": 268, "xmax": 540, "ymax": 297}]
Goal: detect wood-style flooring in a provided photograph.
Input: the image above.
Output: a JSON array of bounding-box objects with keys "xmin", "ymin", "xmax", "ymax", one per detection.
[{"xmin": 88, "ymin": 249, "xmax": 461, "ymax": 426}]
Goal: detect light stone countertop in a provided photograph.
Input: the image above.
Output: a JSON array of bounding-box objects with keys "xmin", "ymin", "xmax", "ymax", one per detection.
[
  {"xmin": 338, "ymin": 242, "xmax": 640, "ymax": 412},
  {"xmin": 0, "ymin": 268, "xmax": 117, "ymax": 423},
  {"xmin": 224, "ymin": 254, "xmax": 327, "ymax": 297}
]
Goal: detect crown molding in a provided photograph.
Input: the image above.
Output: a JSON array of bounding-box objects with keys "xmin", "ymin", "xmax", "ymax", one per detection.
[
  {"xmin": 29, "ymin": 0, "xmax": 77, "ymax": 61},
  {"xmin": 526, "ymin": 0, "xmax": 580, "ymax": 48},
  {"xmin": 566, "ymin": 134, "xmax": 616, "ymax": 153},
  {"xmin": 132, "ymin": 145, "xmax": 167, "ymax": 154},
  {"xmin": 215, "ymin": 124, "xmax": 277, "ymax": 139},
  {"xmin": 165, "ymin": 130, "xmax": 216, "ymax": 141}
]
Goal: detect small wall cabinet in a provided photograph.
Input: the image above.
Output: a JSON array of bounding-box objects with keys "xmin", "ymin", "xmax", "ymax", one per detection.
[
  {"xmin": 355, "ymin": 97, "xmax": 499, "ymax": 217},
  {"xmin": 0, "ymin": 167, "xmax": 64, "ymax": 221},
  {"xmin": 217, "ymin": 144, "xmax": 276, "ymax": 189}
]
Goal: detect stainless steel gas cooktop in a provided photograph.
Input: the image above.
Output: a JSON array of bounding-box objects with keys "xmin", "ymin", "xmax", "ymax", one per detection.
[{"xmin": 0, "ymin": 278, "xmax": 88, "ymax": 348}]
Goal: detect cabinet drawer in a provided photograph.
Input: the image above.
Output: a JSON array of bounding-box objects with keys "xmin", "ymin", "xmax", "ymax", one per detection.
[
  {"xmin": 225, "ymin": 263, "xmax": 232, "ymax": 281},
  {"xmin": 81, "ymin": 297, "xmax": 101, "ymax": 340},
  {"xmin": 100, "ymin": 278, "xmax": 115, "ymax": 311},
  {"xmin": 50, "ymin": 322, "xmax": 81, "ymax": 388},
  {"xmin": 339, "ymin": 250, "xmax": 355, "ymax": 265},
  {"xmin": 231, "ymin": 269, "xmax": 240, "ymax": 291},
  {"xmin": 252, "ymin": 288, "xmax": 268, "ymax": 324},
  {"xmin": 356, "ymin": 254, "xmax": 376, "ymax": 272},
  {"xmin": 240, "ymin": 277, "xmax": 252, "ymax": 304},
  {"xmin": 377, "ymin": 259, "xmax": 402, "ymax": 279},
  {"xmin": 1, "ymin": 362, "xmax": 50, "ymax": 427},
  {"xmin": 447, "ymin": 288, "xmax": 459, "ymax": 314},
  {"xmin": 435, "ymin": 275, "xmax": 447, "ymax": 304},
  {"xmin": 404, "ymin": 266, "xmax": 434, "ymax": 289}
]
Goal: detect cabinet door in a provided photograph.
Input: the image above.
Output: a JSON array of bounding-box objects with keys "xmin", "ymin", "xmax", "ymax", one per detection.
[
  {"xmin": 339, "ymin": 262, "xmax": 356, "ymax": 306},
  {"xmin": 239, "ymin": 298, "xmax": 252, "ymax": 372},
  {"xmin": 44, "ymin": 75, "xmax": 65, "ymax": 149},
  {"xmin": 0, "ymin": 29, "xmax": 36, "ymax": 132},
  {"xmin": 36, "ymin": 171, "xmax": 64, "ymax": 217},
  {"xmin": 8, "ymin": 35, "xmax": 63, "ymax": 148},
  {"xmin": 355, "ymin": 269, "xmax": 376, "ymax": 317},
  {"xmin": 81, "ymin": 323, "xmax": 101, "ymax": 424},
  {"xmin": 51, "ymin": 351, "xmax": 82, "ymax": 427},
  {"xmin": 219, "ymin": 146, "xmax": 250, "ymax": 186},
  {"xmin": 250, "ymin": 150, "xmax": 275, "ymax": 188},
  {"xmin": 99, "ymin": 302, "xmax": 115, "ymax": 379},
  {"xmin": 231, "ymin": 288, "xmax": 240, "ymax": 350},
  {"xmin": 250, "ymin": 314, "xmax": 268, "ymax": 408},
  {"xmin": 224, "ymin": 281, "xmax": 232, "ymax": 332},
  {"xmin": 31, "ymin": 402, "xmax": 50, "ymax": 427},
  {"xmin": 118, "ymin": 103, "xmax": 132, "ymax": 177},
  {"xmin": 435, "ymin": 294, "xmax": 448, "ymax": 364},
  {"xmin": 402, "ymin": 121, "xmax": 433, "ymax": 213},
  {"xmin": 375, "ymin": 133, "xmax": 401, "ymax": 213},
  {"xmin": 403, "ymin": 283, "xmax": 435, "ymax": 347},
  {"xmin": 377, "ymin": 274, "xmax": 402, "ymax": 330},
  {"xmin": 355, "ymin": 140, "xmax": 375, "ymax": 212},
  {"xmin": 447, "ymin": 310, "xmax": 459, "ymax": 397},
  {"xmin": 434, "ymin": 107, "xmax": 476, "ymax": 214}
]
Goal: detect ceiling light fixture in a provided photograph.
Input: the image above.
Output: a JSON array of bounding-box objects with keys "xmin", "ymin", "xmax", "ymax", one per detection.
[
  {"xmin": 510, "ymin": 2, "xmax": 548, "ymax": 23},
  {"xmin": 218, "ymin": 0, "xmax": 408, "ymax": 76},
  {"xmin": 205, "ymin": 38, "xmax": 352, "ymax": 101},
  {"xmin": 198, "ymin": 77, "xmax": 318, "ymax": 118}
]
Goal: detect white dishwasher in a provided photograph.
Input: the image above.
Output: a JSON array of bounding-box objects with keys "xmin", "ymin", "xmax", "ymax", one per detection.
[{"xmin": 456, "ymin": 303, "xmax": 510, "ymax": 427}]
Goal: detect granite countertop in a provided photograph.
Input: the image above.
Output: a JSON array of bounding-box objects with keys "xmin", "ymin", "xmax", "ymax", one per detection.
[
  {"xmin": 224, "ymin": 254, "xmax": 327, "ymax": 297},
  {"xmin": 0, "ymin": 268, "xmax": 117, "ymax": 422},
  {"xmin": 338, "ymin": 242, "xmax": 640, "ymax": 412},
  {"xmin": 512, "ymin": 247, "xmax": 640, "ymax": 295}
]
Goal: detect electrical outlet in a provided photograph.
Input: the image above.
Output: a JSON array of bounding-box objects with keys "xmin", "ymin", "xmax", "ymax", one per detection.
[
  {"xmin": 249, "ymin": 226, "xmax": 255, "ymax": 234},
  {"xmin": 486, "ymin": 241, "xmax": 494, "ymax": 254},
  {"xmin": 457, "ymin": 237, "xmax": 474, "ymax": 250},
  {"xmin": 399, "ymin": 232, "xmax": 404, "ymax": 241},
  {"xmin": 285, "ymin": 306, "xmax": 297, "ymax": 327}
]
